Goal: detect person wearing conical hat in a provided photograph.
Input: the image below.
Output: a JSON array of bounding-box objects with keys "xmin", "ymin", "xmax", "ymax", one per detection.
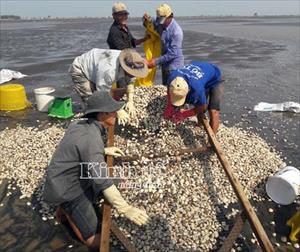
[
  {"xmin": 69, "ymin": 48, "xmax": 148, "ymax": 125},
  {"xmin": 43, "ymin": 91, "xmax": 149, "ymax": 250}
]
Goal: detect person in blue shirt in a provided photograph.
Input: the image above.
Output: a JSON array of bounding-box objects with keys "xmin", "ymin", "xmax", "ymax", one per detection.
[
  {"xmin": 164, "ymin": 61, "xmax": 224, "ymax": 135},
  {"xmin": 143, "ymin": 3, "xmax": 184, "ymax": 85}
]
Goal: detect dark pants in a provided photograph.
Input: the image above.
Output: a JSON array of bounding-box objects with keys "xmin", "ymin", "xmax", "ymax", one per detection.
[
  {"xmin": 69, "ymin": 64, "xmax": 96, "ymax": 104},
  {"xmin": 207, "ymin": 82, "xmax": 225, "ymax": 111},
  {"xmin": 61, "ymin": 187, "xmax": 101, "ymax": 240},
  {"xmin": 162, "ymin": 67, "xmax": 171, "ymax": 86}
]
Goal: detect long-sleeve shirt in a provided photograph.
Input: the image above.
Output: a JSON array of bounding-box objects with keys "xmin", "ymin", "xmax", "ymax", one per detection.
[
  {"xmin": 43, "ymin": 119, "xmax": 113, "ymax": 205},
  {"xmin": 154, "ymin": 18, "xmax": 184, "ymax": 70},
  {"xmin": 107, "ymin": 21, "xmax": 136, "ymax": 50},
  {"xmin": 168, "ymin": 61, "xmax": 222, "ymax": 106},
  {"xmin": 69, "ymin": 48, "xmax": 128, "ymax": 91}
]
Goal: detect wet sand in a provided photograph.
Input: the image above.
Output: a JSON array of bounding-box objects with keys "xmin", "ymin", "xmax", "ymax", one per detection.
[{"xmin": 0, "ymin": 17, "xmax": 299, "ymax": 251}]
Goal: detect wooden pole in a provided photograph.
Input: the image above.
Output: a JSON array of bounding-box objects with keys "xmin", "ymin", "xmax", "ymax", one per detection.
[
  {"xmin": 99, "ymin": 87, "xmax": 138, "ymax": 251},
  {"xmin": 100, "ymin": 125, "xmax": 138, "ymax": 252},
  {"xmin": 200, "ymin": 117, "xmax": 274, "ymax": 252},
  {"xmin": 111, "ymin": 222, "xmax": 137, "ymax": 252},
  {"xmin": 219, "ymin": 212, "xmax": 247, "ymax": 252},
  {"xmin": 117, "ymin": 146, "xmax": 208, "ymax": 162},
  {"xmin": 100, "ymin": 126, "xmax": 115, "ymax": 252}
]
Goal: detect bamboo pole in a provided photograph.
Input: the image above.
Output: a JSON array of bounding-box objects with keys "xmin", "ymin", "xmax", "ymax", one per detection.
[{"xmin": 200, "ymin": 117, "xmax": 274, "ymax": 252}]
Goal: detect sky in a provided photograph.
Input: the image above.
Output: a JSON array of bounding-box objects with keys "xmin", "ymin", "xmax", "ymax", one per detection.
[{"xmin": 1, "ymin": 0, "xmax": 300, "ymax": 18}]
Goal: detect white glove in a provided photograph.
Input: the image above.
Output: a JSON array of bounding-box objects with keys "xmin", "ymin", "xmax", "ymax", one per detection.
[
  {"xmin": 121, "ymin": 206, "xmax": 149, "ymax": 226},
  {"xmin": 103, "ymin": 185, "xmax": 149, "ymax": 226},
  {"xmin": 104, "ymin": 147, "xmax": 125, "ymax": 157},
  {"xmin": 116, "ymin": 109, "xmax": 129, "ymax": 125},
  {"xmin": 124, "ymin": 84, "xmax": 136, "ymax": 118},
  {"xmin": 125, "ymin": 101, "xmax": 136, "ymax": 117}
]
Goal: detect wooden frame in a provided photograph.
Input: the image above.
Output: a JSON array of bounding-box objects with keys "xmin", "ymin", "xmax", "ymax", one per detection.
[
  {"xmin": 200, "ymin": 117, "xmax": 274, "ymax": 252},
  {"xmin": 99, "ymin": 88, "xmax": 274, "ymax": 251}
]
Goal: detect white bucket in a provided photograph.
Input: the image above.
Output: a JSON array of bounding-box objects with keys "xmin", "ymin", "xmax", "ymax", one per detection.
[
  {"xmin": 33, "ymin": 87, "xmax": 55, "ymax": 112},
  {"xmin": 266, "ymin": 166, "xmax": 300, "ymax": 205}
]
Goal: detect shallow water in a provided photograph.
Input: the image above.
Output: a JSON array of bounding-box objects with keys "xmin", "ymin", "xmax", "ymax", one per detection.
[{"xmin": 0, "ymin": 17, "xmax": 299, "ymax": 251}]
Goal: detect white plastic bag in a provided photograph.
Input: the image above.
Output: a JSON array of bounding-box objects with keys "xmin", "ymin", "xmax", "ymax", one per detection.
[
  {"xmin": 254, "ymin": 102, "xmax": 300, "ymax": 113},
  {"xmin": 0, "ymin": 69, "xmax": 27, "ymax": 84}
]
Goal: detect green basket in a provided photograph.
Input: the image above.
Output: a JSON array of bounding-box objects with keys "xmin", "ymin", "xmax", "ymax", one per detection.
[{"xmin": 48, "ymin": 97, "xmax": 74, "ymax": 119}]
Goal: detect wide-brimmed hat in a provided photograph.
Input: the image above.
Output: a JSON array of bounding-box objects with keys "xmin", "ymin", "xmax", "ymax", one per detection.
[
  {"xmin": 169, "ymin": 77, "xmax": 189, "ymax": 106},
  {"xmin": 119, "ymin": 49, "xmax": 148, "ymax": 78},
  {"xmin": 112, "ymin": 2, "xmax": 129, "ymax": 15},
  {"xmin": 156, "ymin": 4, "xmax": 172, "ymax": 24},
  {"xmin": 83, "ymin": 91, "xmax": 124, "ymax": 117}
]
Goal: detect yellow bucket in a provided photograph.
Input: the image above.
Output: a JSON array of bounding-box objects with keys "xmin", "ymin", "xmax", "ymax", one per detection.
[{"xmin": 0, "ymin": 84, "xmax": 31, "ymax": 111}]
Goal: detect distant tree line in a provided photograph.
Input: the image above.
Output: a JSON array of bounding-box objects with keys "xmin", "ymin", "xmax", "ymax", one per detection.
[{"xmin": 0, "ymin": 15, "xmax": 21, "ymax": 20}]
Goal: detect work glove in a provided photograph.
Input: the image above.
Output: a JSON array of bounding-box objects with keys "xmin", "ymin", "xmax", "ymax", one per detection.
[
  {"xmin": 163, "ymin": 91, "xmax": 175, "ymax": 119},
  {"xmin": 121, "ymin": 206, "xmax": 149, "ymax": 226},
  {"xmin": 164, "ymin": 91, "xmax": 197, "ymax": 123},
  {"xmin": 124, "ymin": 84, "xmax": 136, "ymax": 118},
  {"xmin": 170, "ymin": 112, "xmax": 185, "ymax": 124},
  {"xmin": 103, "ymin": 185, "xmax": 149, "ymax": 226},
  {"xmin": 163, "ymin": 104, "xmax": 175, "ymax": 120},
  {"xmin": 117, "ymin": 109, "xmax": 129, "ymax": 125},
  {"xmin": 104, "ymin": 147, "xmax": 125, "ymax": 157},
  {"xmin": 171, "ymin": 108, "xmax": 198, "ymax": 124}
]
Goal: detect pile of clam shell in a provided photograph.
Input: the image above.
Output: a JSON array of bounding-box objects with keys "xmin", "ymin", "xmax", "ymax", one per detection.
[
  {"xmin": 113, "ymin": 86, "xmax": 284, "ymax": 251},
  {"xmin": 0, "ymin": 86, "xmax": 285, "ymax": 251}
]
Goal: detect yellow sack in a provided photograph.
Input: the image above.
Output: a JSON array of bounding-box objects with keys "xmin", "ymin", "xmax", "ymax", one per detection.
[
  {"xmin": 135, "ymin": 21, "xmax": 161, "ymax": 87},
  {"xmin": 287, "ymin": 208, "xmax": 300, "ymax": 242}
]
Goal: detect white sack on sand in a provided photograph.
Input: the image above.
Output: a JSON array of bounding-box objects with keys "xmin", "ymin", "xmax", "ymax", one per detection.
[
  {"xmin": 254, "ymin": 102, "xmax": 300, "ymax": 113},
  {"xmin": 0, "ymin": 69, "xmax": 27, "ymax": 84}
]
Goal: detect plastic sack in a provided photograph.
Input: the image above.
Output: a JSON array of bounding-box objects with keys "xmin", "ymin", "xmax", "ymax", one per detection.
[
  {"xmin": 254, "ymin": 102, "xmax": 300, "ymax": 113},
  {"xmin": 0, "ymin": 69, "xmax": 27, "ymax": 84},
  {"xmin": 135, "ymin": 20, "xmax": 161, "ymax": 87}
]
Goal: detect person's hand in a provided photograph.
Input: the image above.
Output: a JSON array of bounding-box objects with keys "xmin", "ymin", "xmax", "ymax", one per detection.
[
  {"xmin": 143, "ymin": 13, "xmax": 151, "ymax": 23},
  {"xmin": 125, "ymin": 84, "xmax": 136, "ymax": 118},
  {"xmin": 163, "ymin": 104, "xmax": 175, "ymax": 120},
  {"xmin": 116, "ymin": 109, "xmax": 129, "ymax": 125},
  {"xmin": 122, "ymin": 205, "xmax": 149, "ymax": 226},
  {"xmin": 55, "ymin": 207, "xmax": 67, "ymax": 223},
  {"xmin": 104, "ymin": 147, "xmax": 125, "ymax": 157},
  {"xmin": 143, "ymin": 34, "xmax": 151, "ymax": 42},
  {"xmin": 197, "ymin": 104, "xmax": 208, "ymax": 114},
  {"xmin": 171, "ymin": 112, "xmax": 185, "ymax": 124},
  {"xmin": 103, "ymin": 185, "xmax": 149, "ymax": 226},
  {"xmin": 124, "ymin": 101, "xmax": 136, "ymax": 118},
  {"xmin": 145, "ymin": 59, "xmax": 156, "ymax": 68}
]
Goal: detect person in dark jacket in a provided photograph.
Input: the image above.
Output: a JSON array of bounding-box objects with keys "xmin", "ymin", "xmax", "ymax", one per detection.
[
  {"xmin": 107, "ymin": 2, "xmax": 148, "ymax": 50},
  {"xmin": 43, "ymin": 91, "xmax": 149, "ymax": 250}
]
